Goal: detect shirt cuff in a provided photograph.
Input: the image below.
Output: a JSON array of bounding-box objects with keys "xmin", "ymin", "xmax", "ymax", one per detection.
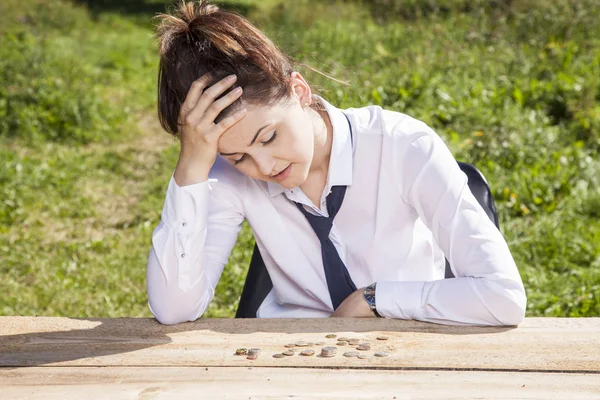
[
  {"xmin": 162, "ymin": 170, "xmax": 216, "ymax": 233},
  {"xmin": 376, "ymin": 280, "xmax": 425, "ymax": 320}
]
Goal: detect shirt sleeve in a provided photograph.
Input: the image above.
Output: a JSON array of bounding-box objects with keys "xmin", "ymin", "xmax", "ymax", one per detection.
[
  {"xmin": 376, "ymin": 128, "xmax": 527, "ymax": 326},
  {"xmin": 146, "ymin": 170, "xmax": 245, "ymax": 325}
]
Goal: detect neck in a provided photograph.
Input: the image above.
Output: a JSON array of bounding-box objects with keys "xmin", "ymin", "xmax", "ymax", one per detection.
[{"xmin": 309, "ymin": 107, "xmax": 333, "ymax": 176}]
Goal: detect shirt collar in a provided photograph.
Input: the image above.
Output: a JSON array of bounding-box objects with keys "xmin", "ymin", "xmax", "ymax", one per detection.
[{"xmin": 267, "ymin": 95, "xmax": 354, "ymax": 197}]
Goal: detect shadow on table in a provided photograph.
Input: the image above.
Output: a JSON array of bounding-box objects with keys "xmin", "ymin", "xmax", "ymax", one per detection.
[{"xmin": 0, "ymin": 317, "xmax": 516, "ymax": 368}]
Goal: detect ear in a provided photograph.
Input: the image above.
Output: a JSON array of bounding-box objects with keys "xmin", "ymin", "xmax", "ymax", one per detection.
[{"xmin": 289, "ymin": 71, "xmax": 312, "ymax": 107}]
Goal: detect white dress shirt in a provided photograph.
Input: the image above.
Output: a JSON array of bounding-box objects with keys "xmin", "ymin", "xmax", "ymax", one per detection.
[{"xmin": 146, "ymin": 96, "xmax": 527, "ymax": 326}]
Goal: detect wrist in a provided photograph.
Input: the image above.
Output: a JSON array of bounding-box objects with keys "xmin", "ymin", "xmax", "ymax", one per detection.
[
  {"xmin": 174, "ymin": 157, "xmax": 211, "ymax": 187},
  {"xmin": 363, "ymin": 282, "xmax": 383, "ymax": 318}
]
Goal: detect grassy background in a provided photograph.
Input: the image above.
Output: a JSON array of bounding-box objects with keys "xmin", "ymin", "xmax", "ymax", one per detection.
[{"xmin": 1, "ymin": 0, "xmax": 599, "ymax": 318}]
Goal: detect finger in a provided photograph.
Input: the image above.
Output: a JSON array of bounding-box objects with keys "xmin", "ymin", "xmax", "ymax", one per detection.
[
  {"xmin": 194, "ymin": 74, "xmax": 238, "ymax": 114},
  {"xmin": 180, "ymin": 73, "xmax": 213, "ymax": 118},
  {"xmin": 210, "ymin": 107, "xmax": 247, "ymax": 138},
  {"xmin": 200, "ymin": 85, "xmax": 243, "ymax": 124}
]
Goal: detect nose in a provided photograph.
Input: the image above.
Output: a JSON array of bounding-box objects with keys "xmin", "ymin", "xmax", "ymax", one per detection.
[{"xmin": 253, "ymin": 151, "xmax": 276, "ymax": 177}]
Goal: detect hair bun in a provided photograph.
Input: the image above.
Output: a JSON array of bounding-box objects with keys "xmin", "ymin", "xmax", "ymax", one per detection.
[
  {"xmin": 178, "ymin": 0, "xmax": 219, "ymax": 22},
  {"xmin": 154, "ymin": 0, "xmax": 219, "ymax": 55}
]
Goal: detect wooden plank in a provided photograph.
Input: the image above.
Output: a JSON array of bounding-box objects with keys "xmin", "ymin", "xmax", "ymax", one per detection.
[
  {"xmin": 1, "ymin": 317, "xmax": 599, "ymax": 372},
  {"xmin": 1, "ymin": 367, "xmax": 599, "ymax": 399}
]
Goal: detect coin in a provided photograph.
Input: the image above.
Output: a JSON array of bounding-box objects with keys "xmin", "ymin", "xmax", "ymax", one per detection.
[
  {"xmin": 337, "ymin": 337, "xmax": 349, "ymax": 342},
  {"xmin": 246, "ymin": 354, "xmax": 258, "ymax": 360},
  {"xmin": 376, "ymin": 336, "xmax": 389, "ymax": 341},
  {"xmin": 235, "ymin": 348, "xmax": 248, "ymax": 355},
  {"xmin": 356, "ymin": 343, "xmax": 371, "ymax": 351},
  {"xmin": 325, "ymin": 334, "xmax": 337, "ymax": 339},
  {"xmin": 282, "ymin": 350, "xmax": 295, "ymax": 356},
  {"xmin": 247, "ymin": 348, "xmax": 261, "ymax": 356},
  {"xmin": 343, "ymin": 351, "xmax": 359, "ymax": 357},
  {"xmin": 300, "ymin": 349, "xmax": 315, "ymax": 356},
  {"xmin": 295, "ymin": 341, "xmax": 308, "ymax": 347},
  {"xmin": 272, "ymin": 353, "xmax": 286, "ymax": 358},
  {"xmin": 347, "ymin": 339, "xmax": 360, "ymax": 346},
  {"xmin": 315, "ymin": 341, "xmax": 326, "ymax": 346},
  {"xmin": 357, "ymin": 355, "xmax": 369, "ymax": 359},
  {"xmin": 374, "ymin": 351, "xmax": 390, "ymax": 357},
  {"xmin": 320, "ymin": 347, "xmax": 337, "ymax": 357},
  {"xmin": 306, "ymin": 342, "xmax": 315, "ymax": 347},
  {"xmin": 336, "ymin": 341, "xmax": 347, "ymax": 346},
  {"xmin": 284, "ymin": 343, "xmax": 296, "ymax": 348}
]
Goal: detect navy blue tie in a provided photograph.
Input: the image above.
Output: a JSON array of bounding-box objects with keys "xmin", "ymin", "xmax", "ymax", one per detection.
[
  {"xmin": 294, "ymin": 187, "xmax": 357, "ymax": 310},
  {"xmin": 293, "ymin": 113, "xmax": 357, "ymax": 310}
]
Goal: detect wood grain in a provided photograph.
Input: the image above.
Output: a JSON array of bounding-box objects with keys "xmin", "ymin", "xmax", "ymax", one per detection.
[
  {"xmin": 1, "ymin": 367, "xmax": 599, "ymax": 399},
  {"xmin": 1, "ymin": 317, "xmax": 599, "ymax": 372}
]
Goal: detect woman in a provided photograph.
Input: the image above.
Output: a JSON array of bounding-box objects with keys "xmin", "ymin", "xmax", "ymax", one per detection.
[{"xmin": 146, "ymin": 0, "xmax": 527, "ymax": 325}]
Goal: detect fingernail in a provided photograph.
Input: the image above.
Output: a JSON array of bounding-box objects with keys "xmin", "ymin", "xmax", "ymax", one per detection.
[
  {"xmin": 228, "ymin": 74, "xmax": 237, "ymax": 81},
  {"xmin": 233, "ymin": 87, "xmax": 242, "ymax": 93}
]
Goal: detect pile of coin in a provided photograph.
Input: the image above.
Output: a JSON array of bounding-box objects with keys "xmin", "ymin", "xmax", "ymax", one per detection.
[
  {"xmin": 235, "ymin": 348, "xmax": 247, "ymax": 356},
  {"xmin": 320, "ymin": 346, "xmax": 337, "ymax": 357},
  {"xmin": 246, "ymin": 348, "xmax": 261, "ymax": 360},
  {"xmin": 239, "ymin": 333, "xmax": 394, "ymax": 360}
]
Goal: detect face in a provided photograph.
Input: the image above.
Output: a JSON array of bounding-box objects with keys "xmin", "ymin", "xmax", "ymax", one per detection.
[{"xmin": 217, "ymin": 80, "xmax": 316, "ymax": 189}]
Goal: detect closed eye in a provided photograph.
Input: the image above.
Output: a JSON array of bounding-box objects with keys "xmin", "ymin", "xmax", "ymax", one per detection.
[
  {"xmin": 234, "ymin": 132, "xmax": 277, "ymax": 165},
  {"xmin": 261, "ymin": 132, "xmax": 277, "ymax": 145}
]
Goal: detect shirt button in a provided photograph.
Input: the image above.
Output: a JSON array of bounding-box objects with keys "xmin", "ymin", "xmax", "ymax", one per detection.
[
  {"xmin": 181, "ymin": 253, "xmax": 186, "ymax": 258},
  {"xmin": 182, "ymin": 222, "xmax": 187, "ymax": 227}
]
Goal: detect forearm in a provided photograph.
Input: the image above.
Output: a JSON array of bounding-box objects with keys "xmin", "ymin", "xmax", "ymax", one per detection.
[{"xmin": 376, "ymin": 275, "xmax": 526, "ymax": 326}]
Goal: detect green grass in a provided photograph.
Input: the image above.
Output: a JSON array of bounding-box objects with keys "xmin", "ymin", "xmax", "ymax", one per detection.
[{"xmin": 1, "ymin": 0, "xmax": 599, "ymax": 319}]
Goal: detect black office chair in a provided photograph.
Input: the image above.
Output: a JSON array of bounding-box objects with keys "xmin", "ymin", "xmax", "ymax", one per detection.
[{"xmin": 235, "ymin": 161, "xmax": 499, "ymax": 318}]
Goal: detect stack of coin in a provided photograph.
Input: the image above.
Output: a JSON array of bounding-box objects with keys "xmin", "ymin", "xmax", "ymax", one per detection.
[
  {"xmin": 248, "ymin": 348, "xmax": 261, "ymax": 356},
  {"xmin": 356, "ymin": 343, "xmax": 371, "ymax": 351},
  {"xmin": 246, "ymin": 348, "xmax": 261, "ymax": 360},
  {"xmin": 320, "ymin": 346, "xmax": 337, "ymax": 357}
]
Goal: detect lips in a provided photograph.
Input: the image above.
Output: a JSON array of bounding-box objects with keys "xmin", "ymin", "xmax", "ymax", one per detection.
[
  {"xmin": 273, "ymin": 167, "xmax": 287, "ymax": 177},
  {"xmin": 272, "ymin": 164, "xmax": 291, "ymax": 180}
]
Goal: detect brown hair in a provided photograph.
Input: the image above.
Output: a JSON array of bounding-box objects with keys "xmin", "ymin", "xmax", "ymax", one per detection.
[{"xmin": 154, "ymin": 0, "xmax": 300, "ymax": 137}]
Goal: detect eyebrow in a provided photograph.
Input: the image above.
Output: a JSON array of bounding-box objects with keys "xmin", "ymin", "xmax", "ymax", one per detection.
[{"xmin": 220, "ymin": 124, "xmax": 270, "ymax": 156}]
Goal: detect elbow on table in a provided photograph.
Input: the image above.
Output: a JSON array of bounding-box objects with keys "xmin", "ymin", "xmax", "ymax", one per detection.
[
  {"xmin": 483, "ymin": 278, "xmax": 527, "ymax": 326},
  {"xmin": 149, "ymin": 299, "xmax": 203, "ymax": 325},
  {"xmin": 494, "ymin": 297, "xmax": 526, "ymax": 326}
]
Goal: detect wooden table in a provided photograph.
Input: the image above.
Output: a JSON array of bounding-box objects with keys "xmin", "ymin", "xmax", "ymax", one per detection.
[{"xmin": 0, "ymin": 317, "xmax": 599, "ymax": 399}]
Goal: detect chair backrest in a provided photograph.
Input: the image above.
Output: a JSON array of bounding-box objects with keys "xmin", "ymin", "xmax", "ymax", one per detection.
[{"xmin": 235, "ymin": 162, "xmax": 499, "ymax": 318}]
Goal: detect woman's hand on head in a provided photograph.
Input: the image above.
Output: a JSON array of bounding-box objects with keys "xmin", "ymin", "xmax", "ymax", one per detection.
[{"xmin": 174, "ymin": 73, "xmax": 246, "ymax": 186}]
